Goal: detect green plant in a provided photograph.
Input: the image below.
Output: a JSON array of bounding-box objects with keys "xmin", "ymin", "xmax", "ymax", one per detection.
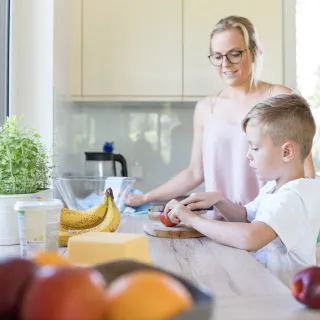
[{"xmin": 0, "ymin": 115, "xmax": 53, "ymax": 194}]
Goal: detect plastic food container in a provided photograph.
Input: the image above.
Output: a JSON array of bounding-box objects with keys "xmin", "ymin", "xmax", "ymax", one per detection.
[{"xmin": 14, "ymin": 199, "xmax": 64, "ymax": 258}]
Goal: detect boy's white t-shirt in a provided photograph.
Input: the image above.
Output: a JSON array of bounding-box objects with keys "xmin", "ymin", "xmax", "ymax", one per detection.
[{"xmin": 245, "ymin": 178, "xmax": 320, "ymax": 287}]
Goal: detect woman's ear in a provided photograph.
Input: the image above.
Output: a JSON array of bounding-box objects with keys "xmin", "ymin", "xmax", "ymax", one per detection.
[
  {"xmin": 282, "ymin": 141, "xmax": 295, "ymax": 162},
  {"xmin": 248, "ymin": 49, "xmax": 255, "ymax": 63}
]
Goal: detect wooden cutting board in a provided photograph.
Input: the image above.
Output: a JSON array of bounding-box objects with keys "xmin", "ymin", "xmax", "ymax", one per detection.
[
  {"xmin": 143, "ymin": 220, "xmax": 204, "ymax": 238},
  {"xmin": 147, "ymin": 211, "xmax": 161, "ymax": 221}
]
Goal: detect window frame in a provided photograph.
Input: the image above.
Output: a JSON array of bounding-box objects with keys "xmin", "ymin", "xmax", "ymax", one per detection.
[{"xmin": 0, "ymin": 0, "xmax": 10, "ymax": 125}]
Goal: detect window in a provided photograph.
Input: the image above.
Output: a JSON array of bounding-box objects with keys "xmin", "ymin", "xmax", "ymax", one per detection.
[
  {"xmin": 0, "ymin": 0, "xmax": 10, "ymax": 125},
  {"xmin": 296, "ymin": 0, "xmax": 320, "ymax": 173}
]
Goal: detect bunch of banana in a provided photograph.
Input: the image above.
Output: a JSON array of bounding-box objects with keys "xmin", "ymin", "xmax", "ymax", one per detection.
[
  {"xmin": 59, "ymin": 188, "xmax": 121, "ymax": 246},
  {"xmin": 60, "ymin": 194, "xmax": 108, "ymax": 229}
]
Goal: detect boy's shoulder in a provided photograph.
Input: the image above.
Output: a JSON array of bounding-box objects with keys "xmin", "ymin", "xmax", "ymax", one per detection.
[
  {"xmin": 258, "ymin": 178, "xmax": 320, "ymax": 203},
  {"xmin": 279, "ymin": 178, "xmax": 320, "ymax": 194},
  {"xmin": 260, "ymin": 178, "xmax": 320, "ymax": 193}
]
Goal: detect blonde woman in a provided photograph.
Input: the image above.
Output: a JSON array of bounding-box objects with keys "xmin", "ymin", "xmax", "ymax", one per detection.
[{"xmin": 126, "ymin": 16, "xmax": 315, "ymax": 218}]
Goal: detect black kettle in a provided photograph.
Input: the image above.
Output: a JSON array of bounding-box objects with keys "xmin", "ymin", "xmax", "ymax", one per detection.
[{"xmin": 84, "ymin": 152, "xmax": 128, "ymax": 177}]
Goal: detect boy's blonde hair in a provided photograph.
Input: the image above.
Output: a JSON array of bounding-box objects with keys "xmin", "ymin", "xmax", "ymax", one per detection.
[
  {"xmin": 242, "ymin": 93, "xmax": 316, "ymax": 161},
  {"xmin": 210, "ymin": 16, "xmax": 263, "ymax": 88}
]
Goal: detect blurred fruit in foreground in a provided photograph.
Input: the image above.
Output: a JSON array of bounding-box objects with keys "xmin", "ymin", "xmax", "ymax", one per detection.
[
  {"xmin": 31, "ymin": 251, "xmax": 70, "ymax": 267},
  {"xmin": 105, "ymin": 270, "xmax": 193, "ymax": 320},
  {"xmin": 292, "ymin": 266, "xmax": 320, "ymax": 308},
  {"xmin": 20, "ymin": 266, "xmax": 108, "ymax": 320},
  {"xmin": 0, "ymin": 258, "xmax": 38, "ymax": 319}
]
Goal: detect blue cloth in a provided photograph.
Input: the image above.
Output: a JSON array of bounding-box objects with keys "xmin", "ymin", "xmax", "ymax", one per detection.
[
  {"xmin": 126, "ymin": 188, "xmax": 153, "ymax": 211},
  {"xmin": 74, "ymin": 188, "xmax": 152, "ymax": 214},
  {"xmin": 75, "ymin": 193, "xmax": 103, "ymax": 210}
]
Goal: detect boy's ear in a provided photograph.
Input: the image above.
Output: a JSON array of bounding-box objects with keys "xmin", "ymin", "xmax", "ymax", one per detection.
[{"xmin": 282, "ymin": 141, "xmax": 295, "ymax": 162}]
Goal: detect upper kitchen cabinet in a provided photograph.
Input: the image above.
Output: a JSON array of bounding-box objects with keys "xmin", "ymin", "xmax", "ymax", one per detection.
[
  {"xmin": 69, "ymin": 0, "xmax": 82, "ymax": 97},
  {"xmin": 183, "ymin": 0, "xmax": 283, "ymax": 99},
  {"xmin": 82, "ymin": 0, "xmax": 183, "ymax": 100}
]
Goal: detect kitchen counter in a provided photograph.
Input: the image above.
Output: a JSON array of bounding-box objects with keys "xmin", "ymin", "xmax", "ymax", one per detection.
[
  {"xmin": 117, "ymin": 216, "xmax": 320, "ymax": 319},
  {"xmin": 1, "ymin": 215, "xmax": 319, "ymax": 319}
]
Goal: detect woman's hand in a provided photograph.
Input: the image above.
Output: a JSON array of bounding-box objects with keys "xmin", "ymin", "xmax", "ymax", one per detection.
[
  {"xmin": 125, "ymin": 193, "xmax": 147, "ymax": 207},
  {"xmin": 163, "ymin": 199, "xmax": 197, "ymax": 228},
  {"xmin": 181, "ymin": 192, "xmax": 222, "ymax": 212}
]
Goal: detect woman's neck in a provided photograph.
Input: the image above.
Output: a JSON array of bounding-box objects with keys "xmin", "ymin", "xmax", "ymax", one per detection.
[{"xmin": 224, "ymin": 79, "xmax": 261, "ymax": 99}]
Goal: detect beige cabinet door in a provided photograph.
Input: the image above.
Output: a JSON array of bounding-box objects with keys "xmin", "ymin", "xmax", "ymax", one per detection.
[
  {"xmin": 69, "ymin": 0, "xmax": 82, "ymax": 97},
  {"xmin": 82, "ymin": 0, "xmax": 182, "ymax": 99},
  {"xmin": 183, "ymin": 0, "xmax": 283, "ymax": 99}
]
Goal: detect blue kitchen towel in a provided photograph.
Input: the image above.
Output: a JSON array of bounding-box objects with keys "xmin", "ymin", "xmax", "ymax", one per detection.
[
  {"xmin": 126, "ymin": 188, "xmax": 153, "ymax": 212},
  {"xmin": 75, "ymin": 193, "xmax": 103, "ymax": 210},
  {"xmin": 74, "ymin": 188, "xmax": 152, "ymax": 214}
]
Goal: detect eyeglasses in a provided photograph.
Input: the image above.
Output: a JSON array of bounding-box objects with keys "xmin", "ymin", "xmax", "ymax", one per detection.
[{"xmin": 208, "ymin": 49, "xmax": 248, "ymax": 66}]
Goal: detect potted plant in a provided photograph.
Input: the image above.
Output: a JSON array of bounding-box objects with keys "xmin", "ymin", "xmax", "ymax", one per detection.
[{"xmin": 0, "ymin": 115, "xmax": 54, "ymax": 245}]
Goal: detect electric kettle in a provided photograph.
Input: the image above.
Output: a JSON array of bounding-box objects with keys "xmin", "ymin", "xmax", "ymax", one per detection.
[{"xmin": 84, "ymin": 142, "xmax": 128, "ymax": 177}]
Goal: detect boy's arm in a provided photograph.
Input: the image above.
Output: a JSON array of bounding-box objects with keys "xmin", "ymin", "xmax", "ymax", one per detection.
[
  {"xmin": 181, "ymin": 192, "xmax": 255, "ymax": 223},
  {"xmin": 214, "ymin": 196, "xmax": 248, "ymax": 222},
  {"xmin": 191, "ymin": 217, "xmax": 277, "ymax": 251}
]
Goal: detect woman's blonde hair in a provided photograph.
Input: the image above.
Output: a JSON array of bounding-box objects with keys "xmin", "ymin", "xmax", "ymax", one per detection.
[{"xmin": 210, "ymin": 16, "xmax": 263, "ymax": 88}]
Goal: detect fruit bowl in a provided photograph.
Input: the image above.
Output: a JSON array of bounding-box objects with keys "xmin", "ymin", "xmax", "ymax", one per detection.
[
  {"xmin": 94, "ymin": 259, "xmax": 214, "ymax": 320},
  {"xmin": 54, "ymin": 177, "xmax": 135, "ymax": 212}
]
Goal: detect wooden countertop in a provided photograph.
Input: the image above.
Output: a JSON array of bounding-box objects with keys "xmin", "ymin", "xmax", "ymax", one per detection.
[
  {"xmin": 118, "ymin": 215, "xmax": 289, "ymax": 298},
  {"xmin": 1, "ymin": 215, "xmax": 319, "ymax": 319},
  {"xmin": 118, "ymin": 216, "xmax": 320, "ymax": 319}
]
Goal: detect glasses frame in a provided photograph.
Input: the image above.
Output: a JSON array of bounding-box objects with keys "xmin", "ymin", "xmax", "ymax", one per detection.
[{"xmin": 208, "ymin": 49, "xmax": 248, "ymax": 66}]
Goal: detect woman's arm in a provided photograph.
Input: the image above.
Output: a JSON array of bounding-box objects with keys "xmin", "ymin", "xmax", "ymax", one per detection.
[{"xmin": 126, "ymin": 99, "xmax": 208, "ymax": 206}]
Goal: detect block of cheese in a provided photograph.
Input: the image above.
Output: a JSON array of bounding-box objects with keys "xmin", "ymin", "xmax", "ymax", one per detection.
[{"xmin": 66, "ymin": 232, "xmax": 151, "ymax": 266}]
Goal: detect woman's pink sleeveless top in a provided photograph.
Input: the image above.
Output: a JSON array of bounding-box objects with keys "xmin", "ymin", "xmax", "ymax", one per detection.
[{"xmin": 202, "ymin": 97, "xmax": 264, "ymax": 219}]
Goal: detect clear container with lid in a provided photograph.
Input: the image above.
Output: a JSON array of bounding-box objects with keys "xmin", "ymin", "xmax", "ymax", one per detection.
[{"xmin": 14, "ymin": 199, "xmax": 63, "ymax": 258}]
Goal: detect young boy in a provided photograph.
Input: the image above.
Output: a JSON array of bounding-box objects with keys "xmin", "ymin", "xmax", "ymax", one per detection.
[{"xmin": 164, "ymin": 93, "xmax": 320, "ymax": 287}]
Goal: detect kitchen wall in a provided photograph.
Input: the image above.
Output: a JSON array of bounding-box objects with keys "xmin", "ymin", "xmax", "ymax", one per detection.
[{"xmin": 53, "ymin": 101, "xmax": 205, "ymax": 194}]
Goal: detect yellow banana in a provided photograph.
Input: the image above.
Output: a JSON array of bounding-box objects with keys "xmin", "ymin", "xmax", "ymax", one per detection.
[
  {"xmin": 59, "ymin": 188, "xmax": 121, "ymax": 246},
  {"xmin": 60, "ymin": 194, "xmax": 108, "ymax": 229}
]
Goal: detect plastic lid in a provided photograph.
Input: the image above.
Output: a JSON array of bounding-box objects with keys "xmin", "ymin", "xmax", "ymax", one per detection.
[{"xmin": 14, "ymin": 199, "xmax": 64, "ymax": 211}]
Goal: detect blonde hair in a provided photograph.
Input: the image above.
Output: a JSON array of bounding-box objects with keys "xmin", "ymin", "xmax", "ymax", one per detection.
[
  {"xmin": 210, "ymin": 16, "xmax": 263, "ymax": 88},
  {"xmin": 242, "ymin": 94, "xmax": 316, "ymax": 161}
]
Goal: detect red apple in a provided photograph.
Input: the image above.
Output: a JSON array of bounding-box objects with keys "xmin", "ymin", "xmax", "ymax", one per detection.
[
  {"xmin": 292, "ymin": 266, "xmax": 320, "ymax": 308},
  {"xmin": 0, "ymin": 258, "xmax": 38, "ymax": 319},
  {"xmin": 160, "ymin": 211, "xmax": 177, "ymax": 227},
  {"xmin": 20, "ymin": 266, "xmax": 108, "ymax": 320}
]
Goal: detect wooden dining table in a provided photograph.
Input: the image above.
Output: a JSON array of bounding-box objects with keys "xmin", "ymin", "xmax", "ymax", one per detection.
[{"xmin": 1, "ymin": 215, "xmax": 320, "ymax": 319}]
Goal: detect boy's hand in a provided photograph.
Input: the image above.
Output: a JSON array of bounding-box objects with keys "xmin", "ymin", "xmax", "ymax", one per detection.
[
  {"xmin": 163, "ymin": 199, "xmax": 197, "ymax": 228},
  {"xmin": 181, "ymin": 192, "xmax": 222, "ymax": 212}
]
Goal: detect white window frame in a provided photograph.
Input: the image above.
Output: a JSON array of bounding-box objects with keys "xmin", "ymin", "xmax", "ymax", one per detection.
[{"xmin": 0, "ymin": 0, "xmax": 10, "ymax": 125}]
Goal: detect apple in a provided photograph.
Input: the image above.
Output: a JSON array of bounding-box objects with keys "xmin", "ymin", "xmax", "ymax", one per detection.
[
  {"xmin": 160, "ymin": 211, "xmax": 177, "ymax": 227},
  {"xmin": 292, "ymin": 266, "xmax": 320, "ymax": 308},
  {"xmin": 20, "ymin": 266, "xmax": 108, "ymax": 320},
  {"xmin": 0, "ymin": 257, "xmax": 38, "ymax": 320}
]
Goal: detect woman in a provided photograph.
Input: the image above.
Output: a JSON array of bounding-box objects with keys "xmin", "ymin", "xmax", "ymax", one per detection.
[{"xmin": 126, "ymin": 15, "xmax": 315, "ymax": 218}]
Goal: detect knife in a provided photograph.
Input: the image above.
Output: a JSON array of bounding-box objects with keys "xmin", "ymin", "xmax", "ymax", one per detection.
[
  {"xmin": 149, "ymin": 205, "xmax": 214, "ymax": 212},
  {"xmin": 189, "ymin": 205, "xmax": 214, "ymax": 212}
]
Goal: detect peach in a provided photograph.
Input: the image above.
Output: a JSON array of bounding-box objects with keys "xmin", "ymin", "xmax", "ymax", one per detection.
[
  {"xmin": 20, "ymin": 266, "xmax": 108, "ymax": 320},
  {"xmin": 160, "ymin": 211, "xmax": 177, "ymax": 227}
]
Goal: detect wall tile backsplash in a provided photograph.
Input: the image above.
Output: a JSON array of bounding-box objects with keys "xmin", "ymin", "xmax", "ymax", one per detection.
[{"xmin": 54, "ymin": 101, "xmax": 205, "ymax": 194}]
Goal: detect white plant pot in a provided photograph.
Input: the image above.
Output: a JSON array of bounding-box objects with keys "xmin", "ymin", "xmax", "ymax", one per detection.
[{"xmin": 0, "ymin": 189, "xmax": 54, "ymax": 246}]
